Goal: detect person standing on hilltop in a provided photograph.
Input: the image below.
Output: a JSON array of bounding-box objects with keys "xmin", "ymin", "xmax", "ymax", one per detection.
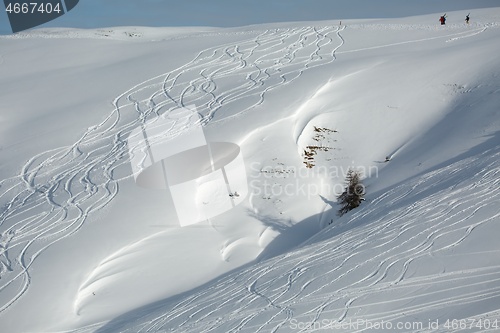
[{"xmin": 439, "ymin": 14, "xmax": 447, "ymax": 25}]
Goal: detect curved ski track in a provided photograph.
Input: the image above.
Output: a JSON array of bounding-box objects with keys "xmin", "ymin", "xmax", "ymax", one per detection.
[
  {"xmin": 90, "ymin": 146, "xmax": 500, "ymax": 333},
  {"xmin": 0, "ymin": 25, "xmax": 345, "ymax": 313}
]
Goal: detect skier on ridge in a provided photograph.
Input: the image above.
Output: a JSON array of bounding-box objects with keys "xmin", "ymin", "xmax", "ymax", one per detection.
[
  {"xmin": 439, "ymin": 14, "xmax": 447, "ymax": 25},
  {"xmin": 465, "ymin": 14, "xmax": 470, "ymax": 24}
]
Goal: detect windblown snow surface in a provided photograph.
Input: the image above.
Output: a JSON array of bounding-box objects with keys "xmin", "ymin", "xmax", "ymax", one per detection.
[{"xmin": 1, "ymin": 4, "xmax": 500, "ymax": 333}]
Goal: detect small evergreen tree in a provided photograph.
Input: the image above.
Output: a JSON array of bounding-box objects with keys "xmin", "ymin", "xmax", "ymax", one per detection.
[{"xmin": 337, "ymin": 169, "xmax": 365, "ymax": 216}]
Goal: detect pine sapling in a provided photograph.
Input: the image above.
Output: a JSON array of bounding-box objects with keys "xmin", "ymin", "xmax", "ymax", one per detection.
[{"xmin": 337, "ymin": 169, "xmax": 365, "ymax": 216}]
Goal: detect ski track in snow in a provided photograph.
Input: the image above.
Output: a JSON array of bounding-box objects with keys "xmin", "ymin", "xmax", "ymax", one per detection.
[
  {"xmin": 1, "ymin": 20, "xmax": 498, "ymax": 330},
  {"xmin": 89, "ymin": 146, "xmax": 500, "ymax": 333},
  {"xmin": 0, "ymin": 25, "xmax": 345, "ymax": 314},
  {"xmin": 337, "ymin": 25, "xmax": 490, "ymax": 55}
]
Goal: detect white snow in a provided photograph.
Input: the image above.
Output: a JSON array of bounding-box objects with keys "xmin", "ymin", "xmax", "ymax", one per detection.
[{"xmin": 1, "ymin": 2, "xmax": 500, "ymax": 333}]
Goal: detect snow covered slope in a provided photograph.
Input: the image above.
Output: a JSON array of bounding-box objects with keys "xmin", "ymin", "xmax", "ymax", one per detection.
[{"xmin": 1, "ymin": 5, "xmax": 500, "ymax": 333}]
